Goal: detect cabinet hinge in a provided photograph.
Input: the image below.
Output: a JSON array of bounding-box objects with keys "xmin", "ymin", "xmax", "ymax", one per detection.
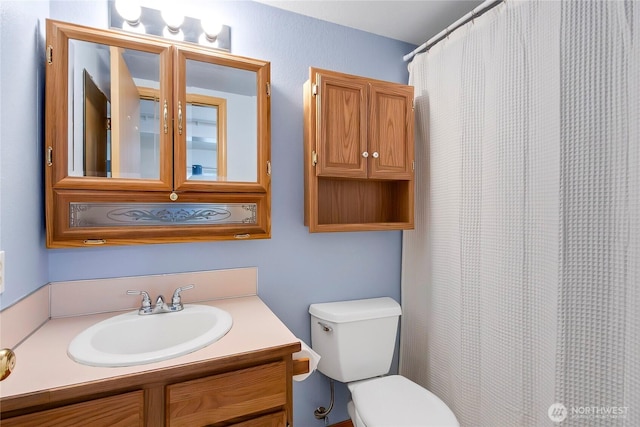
[
  {"xmin": 106, "ymin": 117, "xmax": 111, "ymax": 130},
  {"xmin": 312, "ymin": 83, "xmax": 318, "ymax": 96},
  {"xmin": 311, "ymin": 150, "xmax": 318, "ymax": 166},
  {"xmin": 266, "ymin": 82, "xmax": 271, "ymax": 97},
  {"xmin": 266, "ymin": 160, "xmax": 272, "ymax": 176},
  {"xmin": 412, "ymin": 160, "xmax": 415, "ymax": 171},
  {"xmin": 46, "ymin": 45, "xmax": 53, "ymax": 65}
]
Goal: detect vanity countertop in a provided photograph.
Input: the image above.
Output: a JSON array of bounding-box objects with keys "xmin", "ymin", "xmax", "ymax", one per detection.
[{"xmin": 0, "ymin": 296, "xmax": 300, "ymax": 400}]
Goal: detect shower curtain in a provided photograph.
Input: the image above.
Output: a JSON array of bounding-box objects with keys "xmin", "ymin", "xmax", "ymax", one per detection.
[{"xmin": 400, "ymin": 1, "xmax": 639, "ymax": 426}]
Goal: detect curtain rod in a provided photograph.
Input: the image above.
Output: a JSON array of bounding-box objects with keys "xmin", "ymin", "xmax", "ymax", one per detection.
[{"xmin": 403, "ymin": 0, "xmax": 505, "ymax": 62}]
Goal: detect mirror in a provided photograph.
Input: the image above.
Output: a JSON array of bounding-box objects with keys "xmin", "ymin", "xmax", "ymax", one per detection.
[
  {"xmin": 69, "ymin": 38, "xmax": 260, "ymax": 183},
  {"xmin": 184, "ymin": 59, "xmax": 257, "ymax": 182},
  {"xmin": 71, "ymin": 39, "xmax": 161, "ymax": 179}
]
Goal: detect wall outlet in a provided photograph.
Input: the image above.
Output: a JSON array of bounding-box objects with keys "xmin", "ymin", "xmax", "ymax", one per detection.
[{"xmin": 0, "ymin": 251, "xmax": 5, "ymax": 294}]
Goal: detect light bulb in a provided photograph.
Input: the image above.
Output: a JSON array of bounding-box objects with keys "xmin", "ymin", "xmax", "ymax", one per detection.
[
  {"xmin": 161, "ymin": 7, "xmax": 184, "ymax": 30},
  {"xmin": 201, "ymin": 18, "xmax": 223, "ymax": 41},
  {"xmin": 115, "ymin": 0, "xmax": 141, "ymax": 24}
]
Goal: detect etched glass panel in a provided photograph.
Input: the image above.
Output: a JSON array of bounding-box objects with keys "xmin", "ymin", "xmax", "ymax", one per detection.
[{"xmin": 69, "ymin": 202, "xmax": 257, "ymax": 227}]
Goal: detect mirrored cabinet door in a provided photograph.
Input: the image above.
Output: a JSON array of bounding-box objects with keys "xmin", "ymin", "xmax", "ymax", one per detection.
[
  {"xmin": 173, "ymin": 46, "xmax": 271, "ymax": 193},
  {"xmin": 47, "ymin": 20, "xmax": 174, "ymax": 191}
]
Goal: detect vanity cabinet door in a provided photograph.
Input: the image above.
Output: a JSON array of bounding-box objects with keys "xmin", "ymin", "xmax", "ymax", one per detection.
[
  {"xmin": 166, "ymin": 361, "xmax": 287, "ymax": 426},
  {"xmin": 1, "ymin": 390, "xmax": 144, "ymax": 427}
]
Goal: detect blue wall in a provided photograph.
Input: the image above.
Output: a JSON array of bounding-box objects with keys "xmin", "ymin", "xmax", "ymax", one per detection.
[
  {"xmin": 0, "ymin": 1, "xmax": 416, "ymax": 424},
  {"xmin": 0, "ymin": 0, "xmax": 50, "ymax": 311}
]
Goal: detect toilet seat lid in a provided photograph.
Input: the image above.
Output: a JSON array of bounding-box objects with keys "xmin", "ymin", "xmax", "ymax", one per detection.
[{"xmin": 350, "ymin": 375, "xmax": 459, "ymax": 427}]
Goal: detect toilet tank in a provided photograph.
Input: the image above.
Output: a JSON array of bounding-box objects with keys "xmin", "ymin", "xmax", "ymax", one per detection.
[{"xmin": 309, "ymin": 297, "xmax": 401, "ymax": 383}]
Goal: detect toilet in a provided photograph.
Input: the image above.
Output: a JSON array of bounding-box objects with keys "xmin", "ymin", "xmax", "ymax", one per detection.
[{"xmin": 309, "ymin": 297, "xmax": 459, "ymax": 427}]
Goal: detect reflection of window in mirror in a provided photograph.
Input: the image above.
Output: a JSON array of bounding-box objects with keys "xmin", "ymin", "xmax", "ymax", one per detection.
[
  {"xmin": 137, "ymin": 88, "xmax": 227, "ymax": 181},
  {"xmin": 185, "ymin": 94, "xmax": 227, "ymax": 181}
]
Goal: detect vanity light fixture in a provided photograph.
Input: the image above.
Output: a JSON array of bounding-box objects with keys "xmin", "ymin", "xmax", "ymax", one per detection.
[{"xmin": 108, "ymin": 0, "xmax": 231, "ymax": 51}]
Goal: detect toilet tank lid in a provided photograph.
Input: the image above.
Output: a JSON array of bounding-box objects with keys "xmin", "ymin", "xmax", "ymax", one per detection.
[{"xmin": 309, "ymin": 297, "xmax": 401, "ymax": 323}]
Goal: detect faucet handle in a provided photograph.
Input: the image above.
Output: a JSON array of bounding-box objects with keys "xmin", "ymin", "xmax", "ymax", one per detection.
[
  {"xmin": 171, "ymin": 284, "xmax": 195, "ymax": 307},
  {"xmin": 127, "ymin": 290, "xmax": 152, "ymax": 313}
]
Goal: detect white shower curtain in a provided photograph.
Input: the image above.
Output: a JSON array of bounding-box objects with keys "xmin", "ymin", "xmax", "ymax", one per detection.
[{"xmin": 400, "ymin": 1, "xmax": 639, "ymax": 426}]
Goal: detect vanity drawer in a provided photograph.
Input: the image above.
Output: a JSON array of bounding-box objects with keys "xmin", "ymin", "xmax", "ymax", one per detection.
[
  {"xmin": 229, "ymin": 410, "xmax": 287, "ymax": 427},
  {"xmin": 166, "ymin": 361, "xmax": 287, "ymax": 426},
  {"xmin": 0, "ymin": 390, "xmax": 144, "ymax": 427}
]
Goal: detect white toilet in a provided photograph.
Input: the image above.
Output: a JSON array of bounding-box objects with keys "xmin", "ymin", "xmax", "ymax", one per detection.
[{"xmin": 309, "ymin": 297, "xmax": 459, "ymax": 427}]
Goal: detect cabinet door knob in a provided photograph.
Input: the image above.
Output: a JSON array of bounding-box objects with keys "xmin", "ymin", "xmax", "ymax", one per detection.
[
  {"xmin": 362, "ymin": 151, "xmax": 369, "ymax": 158},
  {"xmin": 372, "ymin": 151, "xmax": 379, "ymax": 158}
]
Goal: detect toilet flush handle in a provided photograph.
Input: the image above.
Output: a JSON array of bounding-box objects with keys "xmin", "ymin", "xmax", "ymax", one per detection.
[{"xmin": 318, "ymin": 321, "xmax": 333, "ymax": 332}]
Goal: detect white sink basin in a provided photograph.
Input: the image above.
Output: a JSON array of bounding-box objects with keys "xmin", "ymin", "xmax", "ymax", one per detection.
[{"xmin": 68, "ymin": 304, "xmax": 232, "ymax": 367}]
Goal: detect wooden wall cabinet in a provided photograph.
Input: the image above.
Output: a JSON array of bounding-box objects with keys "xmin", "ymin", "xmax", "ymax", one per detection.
[
  {"xmin": 1, "ymin": 347, "xmax": 301, "ymax": 427},
  {"xmin": 45, "ymin": 20, "xmax": 271, "ymax": 247},
  {"xmin": 303, "ymin": 67, "xmax": 415, "ymax": 232}
]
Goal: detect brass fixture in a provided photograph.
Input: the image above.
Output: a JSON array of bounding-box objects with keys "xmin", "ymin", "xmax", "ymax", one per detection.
[{"xmin": 0, "ymin": 348, "xmax": 16, "ymax": 381}]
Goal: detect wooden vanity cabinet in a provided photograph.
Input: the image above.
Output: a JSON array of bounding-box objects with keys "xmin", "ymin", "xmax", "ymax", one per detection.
[
  {"xmin": 45, "ymin": 20, "xmax": 271, "ymax": 248},
  {"xmin": 166, "ymin": 361, "xmax": 288, "ymax": 426},
  {"xmin": 0, "ymin": 391, "xmax": 144, "ymax": 427},
  {"xmin": 303, "ymin": 67, "xmax": 415, "ymax": 232},
  {"xmin": 0, "ymin": 346, "xmax": 300, "ymax": 427}
]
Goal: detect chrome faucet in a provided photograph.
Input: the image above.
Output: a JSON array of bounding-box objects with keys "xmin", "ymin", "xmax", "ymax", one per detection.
[{"xmin": 127, "ymin": 285, "xmax": 195, "ymax": 315}]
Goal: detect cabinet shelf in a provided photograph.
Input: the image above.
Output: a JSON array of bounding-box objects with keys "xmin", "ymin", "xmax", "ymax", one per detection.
[{"xmin": 316, "ymin": 177, "xmax": 411, "ymax": 227}]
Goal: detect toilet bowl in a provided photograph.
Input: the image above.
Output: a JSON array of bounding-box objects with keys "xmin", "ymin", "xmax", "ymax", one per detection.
[
  {"xmin": 309, "ymin": 297, "xmax": 459, "ymax": 427},
  {"xmin": 347, "ymin": 375, "xmax": 458, "ymax": 427}
]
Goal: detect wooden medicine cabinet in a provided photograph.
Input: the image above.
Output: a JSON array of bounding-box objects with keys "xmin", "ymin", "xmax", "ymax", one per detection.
[
  {"xmin": 45, "ymin": 20, "xmax": 271, "ymax": 248},
  {"xmin": 303, "ymin": 67, "xmax": 415, "ymax": 232}
]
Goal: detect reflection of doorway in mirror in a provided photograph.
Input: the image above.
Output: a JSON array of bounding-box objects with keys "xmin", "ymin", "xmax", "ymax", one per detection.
[
  {"xmin": 83, "ymin": 70, "xmax": 109, "ymax": 177},
  {"xmin": 110, "ymin": 46, "xmax": 141, "ymax": 179},
  {"xmin": 186, "ymin": 94, "xmax": 227, "ymax": 181}
]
